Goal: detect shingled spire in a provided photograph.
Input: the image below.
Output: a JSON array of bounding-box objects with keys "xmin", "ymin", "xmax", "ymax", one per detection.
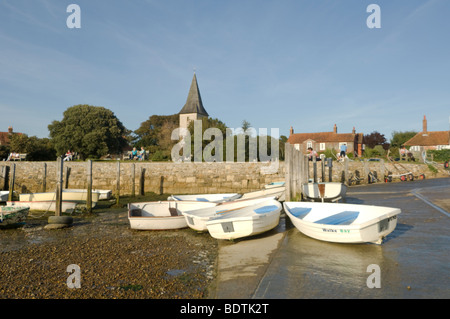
[{"xmin": 179, "ymin": 73, "xmax": 209, "ymax": 116}]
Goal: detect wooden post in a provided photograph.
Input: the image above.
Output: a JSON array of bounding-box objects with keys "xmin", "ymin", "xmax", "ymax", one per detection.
[
  {"xmin": 139, "ymin": 167, "xmax": 146, "ymax": 196},
  {"xmin": 116, "ymin": 161, "xmax": 120, "ymax": 206},
  {"xmin": 55, "ymin": 157, "xmax": 63, "ymax": 217},
  {"xmin": 328, "ymin": 158, "xmax": 333, "ymax": 182},
  {"xmin": 64, "ymin": 166, "xmax": 71, "ymax": 189},
  {"xmin": 302, "ymin": 154, "xmax": 309, "ymax": 185},
  {"xmin": 42, "ymin": 163, "xmax": 47, "ymax": 192},
  {"xmin": 86, "ymin": 160, "xmax": 92, "ymax": 213},
  {"xmin": 284, "ymin": 143, "xmax": 292, "ymax": 202},
  {"xmin": 1, "ymin": 166, "xmax": 9, "ymax": 190},
  {"xmin": 8, "ymin": 164, "xmax": 15, "ymax": 202},
  {"xmin": 320, "ymin": 154, "xmax": 325, "ymax": 182},
  {"xmin": 131, "ymin": 163, "xmax": 136, "ymax": 197},
  {"xmin": 312, "ymin": 156, "xmax": 317, "ymax": 183},
  {"xmin": 292, "ymin": 147, "xmax": 298, "ymax": 198}
]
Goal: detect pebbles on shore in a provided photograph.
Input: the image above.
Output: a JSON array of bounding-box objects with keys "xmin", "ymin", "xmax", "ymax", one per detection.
[{"xmin": 0, "ymin": 210, "xmax": 218, "ymax": 299}]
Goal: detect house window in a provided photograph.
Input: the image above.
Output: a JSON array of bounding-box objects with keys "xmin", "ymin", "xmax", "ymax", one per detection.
[
  {"xmin": 307, "ymin": 141, "xmax": 312, "ymax": 149},
  {"xmin": 294, "ymin": 144, "xmax": 300, "ymax": 150},
  {"xmin": 319, "ymin": 143, "xmax": 325, "ymax": 151}
]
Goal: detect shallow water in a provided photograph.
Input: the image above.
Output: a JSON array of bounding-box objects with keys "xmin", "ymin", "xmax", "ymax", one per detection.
[{"xmin": 253, "ymin": 178, "xmax": 450, "ymax": 298}]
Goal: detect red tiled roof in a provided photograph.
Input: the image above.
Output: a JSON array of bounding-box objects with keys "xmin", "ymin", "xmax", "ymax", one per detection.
[
  {"xmin": 287, "ymin": 132, "xmax": 363, "ymax": 144},
  {"xmin": 404, "ymin": 131, "xmax": 450, "ymax": 146}
]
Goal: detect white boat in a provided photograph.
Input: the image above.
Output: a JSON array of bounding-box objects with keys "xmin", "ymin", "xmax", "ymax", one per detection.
[
  {"xmin": 7, "ymin": 200, "xmax": 78, "ymax": 213},
  {"xmin": 0, "ymin": 206, "xmax": 30, "ymax": 227},
  {"xmin": 65, "ymin": 189, "xmax": 112, "ymax": 200},
  {"xmin": 205, "ymin": 199, "xmax": 282, "ymax": 240},
  {"xmin": 283, "ymin": 202, "xmax": 401, "ymax": 244},
  {"xmin": 128, "ymin": 201, "xmax": 218, "ymax": 230},
  {"xmin": 0, "ymin": 191, "xmax": 9, "ymax": 201},
  {"xmin": 167, "ymin": 193, "xmax": 242, "ymax": 203},
  {"xmin": 302, "ymin": 182, "xmax": 347, "ymax": 202},
  {"xmin": 19, "ymin": 190, "xmax": 100, "ymax": 207},
  {"xmin": 264, "ymin": 182, "xmax": 285, "ymax": 189},
  {"xmin": 183, "ymin": 197, "xmax": 277, "ymax": 232},
  {"xmin": 239, "ymin": 186, "xmax": 285, "ymax": 201}
]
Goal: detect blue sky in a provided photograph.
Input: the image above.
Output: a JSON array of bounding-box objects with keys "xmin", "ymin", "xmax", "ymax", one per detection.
[{"xmin": 1, "ymin": 0, "xmax": 449, "ymax": 141}]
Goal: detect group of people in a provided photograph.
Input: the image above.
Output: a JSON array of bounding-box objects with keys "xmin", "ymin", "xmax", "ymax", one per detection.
[
  {"xmin": 5, "ymin": 152, "xmax": 21, "ymax": 161},
  {"xmin": 130, "ymin": 147, "xmax": 146, "ymax": 161},
  {"xmin": 307, "ymin": 143, "xmax": 348, "ymax": 162}
]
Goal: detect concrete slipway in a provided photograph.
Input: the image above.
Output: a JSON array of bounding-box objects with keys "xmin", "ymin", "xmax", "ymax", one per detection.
[{"xmin": 211, "ymin": 177, "xmax": 450, "ymax": 299}]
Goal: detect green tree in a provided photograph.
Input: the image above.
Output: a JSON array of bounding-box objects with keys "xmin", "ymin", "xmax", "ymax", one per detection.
[
  {"xmin": 48, "ymin": 104, "xmax": 129, "ymax": 160},
  {"xmin": 390, "ymin": 131, "xmax": 418, "ymax": 148},
  {"xmin": 134, "ymin": 114, "xmax": 179, "ymax": 161},
  {"xmin": 9, "ymin": 134, "xmax": 56, "ymax": 161}
]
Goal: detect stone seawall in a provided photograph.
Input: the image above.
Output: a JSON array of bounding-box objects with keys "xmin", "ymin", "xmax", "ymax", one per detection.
[
  {"xmin": 0, "ymin": 160, "xmax": 448, "ymax": 196},
  {"xmin": 0, "ymin": 161, "xmax": 285, "ymax": 195}
]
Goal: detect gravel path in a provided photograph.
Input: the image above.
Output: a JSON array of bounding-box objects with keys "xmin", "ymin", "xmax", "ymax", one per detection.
[{"xmin": 0, "ymin": 209, "xmax": 218, "ymax": 299}]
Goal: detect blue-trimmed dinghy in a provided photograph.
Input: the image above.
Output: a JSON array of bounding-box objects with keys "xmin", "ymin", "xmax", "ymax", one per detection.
[{"xmin": 283, "ymin": 202, "xmax": 400, "ymax": 244}]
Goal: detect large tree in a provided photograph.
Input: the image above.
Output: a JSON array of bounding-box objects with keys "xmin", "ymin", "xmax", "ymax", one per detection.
[
  {"xmin": 390, "ymin": 130, "xmax": 418, "ymax": 148},
  {"xmin": 364, "ymin": 131, "xmax": 389, "ymax": 150},
  {"xmin": 48, "ymin": 104, "xmax": 129, "ymax": 159},
  {"xmin": 133, "ymin": 114, "xmax": 179, "ymax": 160}
]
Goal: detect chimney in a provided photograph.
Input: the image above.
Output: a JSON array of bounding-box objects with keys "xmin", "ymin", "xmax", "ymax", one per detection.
[
  {"xmin": 422, "ymin": 115, "xmax": 427, "ymax": 133},
  {"xmin": 333, "ymin": 124, "xmax": 337, "ymax": 133},
  {"xmin": 352, "ymin": 126, "xmax": 356, "ymax": 134},
  {"xmin": 8, "ymin": 126, "xmax": 13, "ymax": 134},
  {"xmin": 290, "ymin": 126, "xmax": 294, "ymax": 136}
]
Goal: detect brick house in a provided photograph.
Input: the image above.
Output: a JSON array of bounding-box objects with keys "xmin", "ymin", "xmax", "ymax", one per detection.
[
  {"xmin": 287, "ymin": 124, "xmax": 364, "ymax": 157},
  {"xmin": 404, "ymin": 115, "xmax": 450, "ymax": 151}
]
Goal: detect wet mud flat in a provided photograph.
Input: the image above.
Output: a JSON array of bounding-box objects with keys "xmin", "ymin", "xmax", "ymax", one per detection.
[{"xmin": 0, "ymin": 208, "xmax": 218, "ymax": 299}]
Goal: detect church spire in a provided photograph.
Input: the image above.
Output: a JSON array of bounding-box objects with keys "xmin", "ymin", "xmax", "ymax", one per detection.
[{"xmin": 179, "ymin": 73, "xmax": 209, "ymax": 116}]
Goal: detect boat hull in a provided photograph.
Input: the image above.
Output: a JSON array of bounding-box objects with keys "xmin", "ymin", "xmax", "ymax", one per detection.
[
  {"xmin": 128, "ymin": 201, "xmax": 217, "ymax": 230},
  {"xmin": 0, "ymin": 206, "xmax": 30, "ymax": 227},
  {"xmin": 167, "ymin": 193, "xmax": 242, "ymax": 203},
  {"xmin": 0, "ymin": 191, "xmax": 9, "ymax": 201},
  {"xmin": 283, "ymin": 202, "xmax": 400, "ymax": 244},
  {"xmin": 206, "ymin": 199, "xmax": 282, "ymax": 240},
  {"xmin": 20, "ymin": 191, "xmax": 100, "ymax": 207},
  {"xmin": 239, "ymin": 186, "xmax": 285, "ymax": 201},
  {"xmin": 183, "ymin": 197, "xmax": 277, "ymax": 231},
  {"xmin": 7, "ymin": 201, "xmax": 78, "ymax": 213},
  {"xmin": 65, "ymin": 189, "xmax": 112, "ymax": 200},
  {"xmin": 302, "ymin": 182, "xmax": 347, "ymax": 202}
]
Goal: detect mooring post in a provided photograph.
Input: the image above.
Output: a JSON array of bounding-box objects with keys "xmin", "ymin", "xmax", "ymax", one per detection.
[
  {"xmin": 116, "ymin": 161, "xmax": 120, "ymax": 206},
  {"xmin": 42, "ymin": 163, "xmax": 47, "ymax": 192},
  {"xmin": 284, "ymin": 143, "xmax": 292, "ymax": 201},
  {"xmin": 139, "ymin": 167, "xmax": 146, "ymax": 196},
  {"xmin": 8, "ymin": 164, "xmax": 15, "ymax": 202},
  {"xmin": 86, "ymin": 160, "xmax": 92, "ymax": 213},
  {"xmin": 320, "ymin": 154, "xmax": 325, "ymax": 182},
  {"xmin": 55, "ymin": 156, "xmax": 63, "ymax": 217},
  {"xmin": 327, "ymin": 158, "xmax": 333, "ymax": 182},
  {"xmin": 131, "ymin": 163, "xmax": 135, "ymax": 197},
  {"xmin": 313, "ymin": 156, "xmax": 317, "ymax": 183}
]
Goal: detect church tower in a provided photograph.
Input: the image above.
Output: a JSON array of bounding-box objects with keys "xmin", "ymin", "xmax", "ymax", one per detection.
[{"xmin": 179, "ymin": 73, "xmax": 209, "ymax": 129}]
